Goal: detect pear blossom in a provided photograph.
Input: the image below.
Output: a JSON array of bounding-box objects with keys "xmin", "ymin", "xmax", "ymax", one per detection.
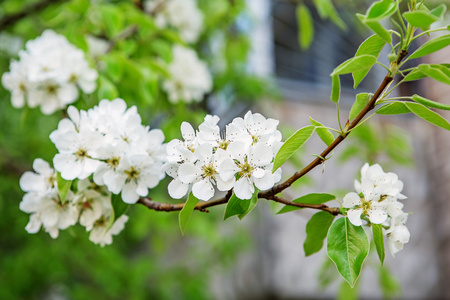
[
  {"xmin": 1, "ymin": 29, "xmax": 97, "ymax": 114},
  {"xmin": 386, "ymin": 212, "xmax": 410, "ymax": 256},
  {"xmin": 163, "ymin": 45, "xmax": 212, "ymax": 103},
  {"xmin": 89, "ymin": 215, "xmax": 129, "ymax": 247}
]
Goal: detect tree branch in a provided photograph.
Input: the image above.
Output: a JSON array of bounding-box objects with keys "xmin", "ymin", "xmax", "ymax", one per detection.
[{"xmin": 0, "ymin": 0, "xmax": 68, "ymax": 31}]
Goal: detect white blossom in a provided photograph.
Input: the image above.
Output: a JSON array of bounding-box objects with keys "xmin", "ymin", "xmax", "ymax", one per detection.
[
  {"xmin": 89, "ymin": 215, "xmax": 129, "ymax": 247},
  {"xmin": 386, "ymin": 213, "xmax": 410, "ymax": 256}
]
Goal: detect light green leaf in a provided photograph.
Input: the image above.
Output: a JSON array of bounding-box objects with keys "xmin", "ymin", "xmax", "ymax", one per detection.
[
  {"xmin": 376, "ymin": 102, "xmax": 411, "ymax": 115},
  {"xmin": 331, "ymin": 55, "xmax": 377, "ymax": 76},
  {"xmin": 56, "ymin": 172, "xmax": 72, "ymax": 204},
  {"xmin": 277, "ymin": 193, "xmax": 336, "ymax": 214},
  {"xmin": 372, "ymin": 223, "xmax": 385, "ymax": 265},
  {"xmin": 327, "ymin": 217, "xmax": 369, "ymax": 287},
  {"xmin": 98, "ymin": 75, "xmax": 118, "ymax": 99},
  {"xmin": 403, "ymin": 11, "xmax": 439, "ymax": 31},
  {"xmin": 304, "ymin": 211, "xmax": 335, "ymax": 256},
  {"xmin": 409, "ymin": 35, "xmax": 450, "ymax": 59},
  {"xmin": 103, "ymin": 53, "xmax": 125, "ymax": 83},
  {"xmin": 405, "ymin": 102, "xmax": 450, "ymax": 130},
  {"xmin": 330, "ymin": 74, "xmax": 341, "ymax": 103},
  {"xmin": 238, "ymin": 188, "xmax": 258, "ymax": 220},
  {"xmin": 310, "ymin": 117, "xmax": 335, "ymax": 146},
  {"xmin": 100, "ymin": 5, "xmax": 124, "ymax": 38},
  {"xmin": 272, "ymin": 125, "xmax": 315, "ymax": 172},
  {"xmin": 378, "ymin": 266, "xmax": 402, "ymax": 299},
  {"xmin": 430, "ymin": 4, "xmax": 447, "ymax": 19},
  {"xmin": 224, "ymin": 191, "xmax": 256, "ymax": 221},
  {"xmin": 412, "ymin": 94, "xmax": 450, "ymax": 110},
  {"xmin": 179, "ymin": 192, "xmax": 200, "ymax": 235},
  {"xmin": 297, "ymin": 4, "xmax": 314, "ymax": 50},
  {"xmin": 402, "ymin": 69, "xmax": 426, "ymax": 82},
  {"xmin": 353, "ymin": 35, "xmax": 386, "ymax": 88},
  {"xmin": 349, "ymin": 93, "xmax": 371, "ymax": 121},
  {"xmin": 357, "ymin": 14, "xmax": 392, "ymax": 43},
  {"xmin": 417, "ymin": 64, "xmax": 450, "ymax": 85},
  {"xmin": 366, "ymin": 0, "xmax": 398, "ymax": 21},
  {"xmin": 312, "ymin": 0, "xmax": 347, "ymax": 30},
  {"xmin": 107, "ymin": 193, "xmax": 130, "ymax": 230}
]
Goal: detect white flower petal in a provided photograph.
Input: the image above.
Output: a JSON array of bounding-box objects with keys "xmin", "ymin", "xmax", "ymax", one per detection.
[
  {"xmin": 234, "ymin": 176, "xmax": 254, "ymax": 200},
  {"xmin": 192, "ymin": 179, "xmax": 215, "ymax": 201},
  {"xmin": 347, "ymin": 209, "xmax": 363, "ymax": 226}
]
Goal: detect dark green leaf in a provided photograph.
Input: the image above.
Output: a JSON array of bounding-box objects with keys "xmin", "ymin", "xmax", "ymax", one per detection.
[
  {"xmin": 366, "ymin": 0, "xmax": 398, "ymax": 21},
  {"xmin": 376, "ymin": 102, "xmax": 411, "ymax": 115},
  {"xmin": 412, "ymin": 94, "xmax": 450, "ymax": 110},
  {"xmin": 56, "ymin": 172, "xmax": 72, "ymax": 204},
  {"xmin": 327, "ymin": 217, "xmax": 369, "ymax": 287},
  {"xmin": 353, "ymin": 35, "xmax": 386, "ymax": 88},
  {"xmin": 179, "ymin": 192, "xmax": 200, "ymax": 234},
  {"xmin": 409, "ymin": 35, "xmax": 450, "ymax": 59},
  {"xmin": 273, "ymin": 125, "xmax": 315, "ymax": 172},
  {"xmin": 297, "ymin": 4, "xmax": 314, "ymax": 50},
  {"xmin": 372, "ymin": 223, "xmax": 385, "ymax": 265},
  {"xmin": 331, "ymin": 55, "xmax": 377, "ymax": 76},
  {"xmin": 405, "ymin": 102, "xmax": 450, "ymax": 130},
  {"xmin": 310, "ymin": 117, "xmax": 335, "ymax": 146},
  {"xmin": 304, "ymin": 211, "xmax": 335, "ymax": 256},
  {"xmin": 349, "ymin": 93, "xmax": 371, "ymax": 121},
  {"xmin": 330, "ymin": 74, "xmax": 341, "ymax": 103},
  {"xmin": 278, "ymin": 193, "xmax": 335, "ymax": 214}
]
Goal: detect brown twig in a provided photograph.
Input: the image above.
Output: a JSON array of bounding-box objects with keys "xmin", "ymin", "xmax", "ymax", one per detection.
[{"xmin": 0, "ymin": 0, "xmax": 68, "ymax": 31}]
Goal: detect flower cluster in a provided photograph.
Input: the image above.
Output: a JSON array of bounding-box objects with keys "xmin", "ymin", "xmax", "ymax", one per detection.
[
  {"xmin": 1, "ymin": 30, "xmax": 97, "ymax": 115},
  {"xmin": 144, "ymin": 0, "xmax": 204, "ymax": 43},
  {"xmin": 49, "ymin": 98, "xmax": 166, "ymax": 204},
  {"xmin": 164, "ymin": 111, "xmax": 283, "ymax": 201},
  {"xmin": 19, "ymin": 159, "xmax": 128, "ymax": 246},
  {"xmin": 162, "ymin": 45, "xmax": 212, "ymax": 104},
  {"xmin": 343, "ymin": 163, "xmax": 410, "ymax": 256}
]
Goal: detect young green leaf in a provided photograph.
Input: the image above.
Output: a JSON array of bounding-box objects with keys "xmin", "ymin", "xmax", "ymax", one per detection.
[
  {"xmin": 430, "ymin": 4, "xmax": 447, "ymax": 19},
  {"xmin": 403, "ymin": 11, "xmax": 439, "ymax": 31},
  {"xmin": 272, "ymin": 125, "xmax": 315, "ymax": 172},
  {"xmin": 353, "ymin": 35, "xmax": 386, "ymax": 88},
  {"xmin": 405, "ymin": 102, "xmax": 450, "ymax": 130},
  {"xmin": 179, "ymin": 192, "xmax": 200, "ymax": 235},
  {"xmin": 107, "ymin": 193, "xmax": 130, "ymax": 230},
  {"xmin": 56, "ymin": 172, "xmax": 72, "ymax": 204},
  {"xmin": 338, "ymin": 280, "xmax": 359, "ymax": 300},
  {"xmin": 310, "ymin": 117, "xmax": 335, "ymax": 146},
  {"xmin": 327, "ymin": 217, "xmax": 369, "ymax": 287},
  {"xmin": 417, "ymin": 64, "xmax": 450, "ymax": 85},
  {"xmin": 312, "ymin": 0, "xmax": 347, "ymax": 30},
  {"xmin": 98, "ymin": 75, "xmax": 118, "ymax": 99},
  {"xmin": 402, "ymin": 69, "xmax": 426, "ymax": 82},
  {"xmin": 349, "ymin": 93, "xmax": 371, "ymax": 121},
  {"xmin": 224, "ymin": 193, "xmax": 253, "ymax": 220},
  {"xmin": 365, "ymin": 0, "xmax": 398, "ymax": 21},
  {"xmin": 238, "ymin": 188, "xmax": 258, "ymax": 220},
  {"xmin": 412, "ymin": 94, "xmax": 450, "ymax": 110},
  {"xmin": 304, "ymin": 211, "xmax": 335, "ymax": 256},
  {"xmin": 376, "ymin": 102, "xmax": 411, "ymax": 115},
  {"xmin": 356, "ymin": 14, "xmax": 391, "ymax": 43},
  {"xmin": 331, "ymin": 55, "xmax": 377, "ymax": 76},
  {"xmin": 330, "ymin": 74, "xmax": 341, "ymax": 103},
  {"xmin": 409, "ymin": 35, "xmax": 450, "ymax": 59},
  {"xmin": 277, "ymin": 193, "xmax": 336, "ymax": 214},
  {"xmin": 103, "ymin": 53, "xmax": 125, "ymax": 83},
  {"xmin": 297, "ymin": 4, "xmax": 314, "ymax": 50},
  {"xmin": 378, "ymin": 266, "xmax": 402, "ymax": 299},
  {"xmin": 100, "ymin": 4, "xmax": 124, "ymax": 38},
  {"xmin": 372, "ymin": 223, "xmax": 385, "ymax": 265}
]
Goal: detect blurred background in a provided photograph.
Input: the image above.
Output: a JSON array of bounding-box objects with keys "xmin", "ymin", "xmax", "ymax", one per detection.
[{"xmin": 0, "ymin": 0, "xmax": 449, "ymax": 299}]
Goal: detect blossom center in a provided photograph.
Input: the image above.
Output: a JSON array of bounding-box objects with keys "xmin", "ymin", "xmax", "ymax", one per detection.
[
  {"xmin": 125, "ymin": 166, "xmax": 140, "ymax": 180},
  {"xmin": 202, "ymin": 163, "xmax": 216, "ymax": 179},
  {"xmin": 45, "ymin": 84, "xmax": 58, "ymax": 95},
  {"xmin": 106, "ymin": 157, "xmax": 121, "ymax": 168},
  {"xmin": 75, "ymin": 148, "xmax": 88, "ymax": 158},
  {"xmin": 238, "ymin": 161, "xmax": 254, "ymax": 178},
  {"xmin": 361, "ymin": 200, "xmax": 372, "ymax": 215}
]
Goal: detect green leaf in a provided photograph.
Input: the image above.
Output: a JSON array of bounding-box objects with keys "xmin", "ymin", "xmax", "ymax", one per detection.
[
  {"xmin": 297, "ymin": 4, "xmax": 314, "ymax": 50},
  {"xmin": 409, "ymin": 35, "xmax": 450, "ymax": 59},
  {"xmin": 417, "ymin": 64, "xmax": 450, "ymax": 85},
  {"xmin": 378, "ymin": 266, "xmax": 401, "ymax": 299},
  {"xmin": 376, "ymin": 102, "xmax": 411, "ymax": 115},
  {"xmin": 365, "ymin": 0, "xmax": 398, "ymax": 21},
  {"xmin": 224, "ymin": 191, "xmax": 257, "ymax": 221},
  {"xmin": 107, "ymin": 193, "xmax": 130, "ymax": 230},
  {"xmin": 430, "ymin": 4, "xmax": 447, "ymax": 19},
  {"xmin": 403, "ymin": 11, "xmax": 439, "ymax": 31},
  {"xmin": 56, "ymin": 172, "xmax": 72, "ymax": 204},
  {"xmin": 100, "ymin": 5, "xmax": 124, "ymax": 38},
  {"xmin": 372, "ymin": 223, "xmax": 385, "ymax": 265},
  {"xmin": 103, "ymin": 53, "xmax": 125, "ymax": 83},
  {"xmin": 349, "ymin": 93, "xmax": 371, "ymax": 121},
  {"xmin": 179, "ymin": 192, "xmax": 200, "ymax": 235},
  {"xmin": 277, "ymin": 193, "xmax": 335, "ymax": 214},
  {"xmin": 357, "ymin": 14, "xmax": 392, "ymax": 43},
  {"xmin": 338, "ymin": 280, "xmax": 359, "ymax": 300},
  {"xmin": 353, "ymin": 35, "xmax": 386, "ymax": 88},
  {"xmin": 310, "ymin": 117, "xmax": 335, "ymax": 146},
  {"xmin": 330, "ymin": 74, "xmax": 341, "ymax": 103},
  {"xmin": 405, "ymin": 102, "xmax": 450, "ymax": 130},
  {"xmin": 238, "ymin": 188, "xmax": 258, "ymax": 220},
  {"xmin": 402, "ymin": 69, "xmax": 427, "ymax": 82},
  {"xmin": 327, "ymin": 217, "xmax": 369, "ymax": 287},
  {"xmin": 272, "ymin": 125, "xmax": 315, "ymax": 172},
  {"xmin": 331, "ymin": 55, "xmax": 377, "ymax": 76},
  {"xmin": 412, "ymin": 94, "xmax": 450, "ymax": 110},
  {"xmin": 304, "ymin": 211, "xmax": 335, "ymax": 256},
  {"xmin": 98, "ymin": 75, "xmax": 118, "ymax": 99},
  {"xmin": 312, "ymin": 0, "xmax": 347, "ymax": 30}
]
